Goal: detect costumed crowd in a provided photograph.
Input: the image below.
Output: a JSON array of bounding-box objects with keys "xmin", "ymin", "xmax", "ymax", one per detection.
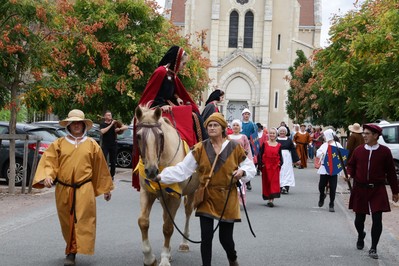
[{"xmin": 31, "ymin": 46, "xmax": 398, "ymax": 266}]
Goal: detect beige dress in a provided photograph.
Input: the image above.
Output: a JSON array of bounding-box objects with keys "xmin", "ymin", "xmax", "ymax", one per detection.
[{"xmin": 33, "ymin": 137, "xmax": 114, "ymax": 255}]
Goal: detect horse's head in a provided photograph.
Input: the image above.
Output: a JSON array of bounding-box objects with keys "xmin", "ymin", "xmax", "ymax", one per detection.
[{"xmin": 135, "ymin": 105, "xmax": 164, "ymax": 179}]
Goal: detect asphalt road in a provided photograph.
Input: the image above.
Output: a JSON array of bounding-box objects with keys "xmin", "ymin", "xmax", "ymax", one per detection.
[{"xmin": 1, "ymin": 165, "xmax": 398, "ymax": 266}]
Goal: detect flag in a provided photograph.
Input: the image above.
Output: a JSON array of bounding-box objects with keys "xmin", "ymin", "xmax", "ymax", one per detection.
[
  {"xmin": 250, "ymin": 131, "xmax": 260, "ymax": 156},
  {"xmin": 324, "ymin": 145, "xmax": 349, "ymax": 176}
]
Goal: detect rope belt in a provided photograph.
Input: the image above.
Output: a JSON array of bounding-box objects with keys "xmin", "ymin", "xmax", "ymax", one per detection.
[{"xmin": 56, "ymin": 178, "xmax": 92, "ymax": 223}]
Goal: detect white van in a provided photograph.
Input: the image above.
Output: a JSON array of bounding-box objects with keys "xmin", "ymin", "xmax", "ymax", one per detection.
[{"xmin": 377, "ymin": 120, "xmax": 399, "ymax": 181}]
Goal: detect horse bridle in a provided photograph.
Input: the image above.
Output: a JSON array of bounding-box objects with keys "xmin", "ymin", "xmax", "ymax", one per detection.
[
  {"xmin": 136, "ymin": 122, "xmax": 164, "ymax": 165},
  {"xmin": 136, "ymin": 121, "xmax": 181, "ymax": 167}
]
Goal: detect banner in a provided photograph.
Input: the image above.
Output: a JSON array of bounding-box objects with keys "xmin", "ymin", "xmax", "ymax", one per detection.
[
  {"xmin": 323, "ymin": 145, "xmax": 349, "ymax": 176},
  {"xmin": 250, "ymin": 130, "xmax": 260, "ymax": 156}
]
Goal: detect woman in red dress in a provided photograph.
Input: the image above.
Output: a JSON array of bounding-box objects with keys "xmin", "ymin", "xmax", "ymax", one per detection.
[{"xmin": 261, "ymin": 128, "xmax": 283, "ymax": 207}]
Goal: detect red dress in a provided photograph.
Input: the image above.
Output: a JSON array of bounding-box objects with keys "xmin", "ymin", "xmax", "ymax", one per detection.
[{"xmin": 261, "ymin": 142, "xmax": 282, "ymax": 200}]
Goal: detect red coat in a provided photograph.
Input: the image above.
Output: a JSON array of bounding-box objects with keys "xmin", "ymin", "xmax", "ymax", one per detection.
[{"xmin": 347, "ymin": 144, "xmax": 399, "ymax": 214}]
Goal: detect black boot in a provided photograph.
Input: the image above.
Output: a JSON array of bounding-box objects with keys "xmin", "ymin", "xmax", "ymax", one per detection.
[
  {"xmin": 246, "ymin": 181, "xmax": 252, "ymax": 191},
  {"xmin": 329, "ymin": 202, "xmax": 335, "ymax": 212},
  {"xmin": 318, "ymin": 194, "xmax": 325, "ymax": 207},
  {"xmin": 357, "ymin": 231, "xmax": 366, "ymax": 250}
]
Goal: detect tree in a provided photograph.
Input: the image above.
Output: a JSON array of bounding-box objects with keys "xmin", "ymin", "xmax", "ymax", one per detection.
[
  {"xmin": 0, "ymin": 0, "xmax": 58, "ymax": 192},
  {"xmin": 285, "ymin": 50, "xmax": 314, "ymax": 124},
  {"xmin": 313, "ymin": 0, "xmax": 399, "ymax": 126},
  {"xmin": 22, "ymin": 0, "xmax": 210, "ymax": 123}
]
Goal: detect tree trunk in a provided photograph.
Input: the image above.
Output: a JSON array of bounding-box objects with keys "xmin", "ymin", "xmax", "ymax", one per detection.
[{"xmin": 8, "ymin": 85, "xmax": 18, "ymax": 194}]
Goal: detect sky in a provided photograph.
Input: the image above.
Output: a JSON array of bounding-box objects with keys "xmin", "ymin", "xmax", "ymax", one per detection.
[{"xmin": 155, "ymin": 0, "xmax": 361, "ymax": 47}]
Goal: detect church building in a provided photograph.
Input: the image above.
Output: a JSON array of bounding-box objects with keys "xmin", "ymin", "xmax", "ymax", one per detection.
[{"xmin": 165, "ymin": 0, "xmax": 321, "ymax": 128}]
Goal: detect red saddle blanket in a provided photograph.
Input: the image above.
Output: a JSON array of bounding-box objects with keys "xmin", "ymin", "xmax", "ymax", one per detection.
[{"xmin": 162, "ymin": 105, "xmax": 197, "ymax": 147}]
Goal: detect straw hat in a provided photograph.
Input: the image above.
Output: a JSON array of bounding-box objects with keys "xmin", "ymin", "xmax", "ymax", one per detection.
[
  {"xmin": 59, "ymin": 109, "xmax": 93, "ymax": 130},
  {"xmin": 348, "ymin": 123, "xmax": 362, "ymax": 134}
]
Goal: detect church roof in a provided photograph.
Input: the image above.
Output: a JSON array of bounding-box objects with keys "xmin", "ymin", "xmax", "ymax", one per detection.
[{"xmin": 298, "ymin": 0, "xmax": 315, "ymax": 26}]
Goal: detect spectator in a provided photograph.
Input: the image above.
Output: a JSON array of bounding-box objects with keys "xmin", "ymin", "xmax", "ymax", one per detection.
[{"xmin": 100, "ymin": 110, "xmax": 128, "ymax": 180}]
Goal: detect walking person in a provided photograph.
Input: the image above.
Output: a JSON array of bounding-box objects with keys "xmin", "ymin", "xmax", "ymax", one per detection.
[
  {"xmin": 293, "ymin": 124, "xmax": 312, "ymax": 169},
  {"xmin": 346, "ymin": 122, "xmax": 364, "ymax": 160},
  {"xmin": 313, "ymin": 125, "xmax": 323, "ymax": 153},
  {"xmin": 240, "ymin": 108, "xmax": 257, "ymax": 190},
  {"xmin": 316, "ymin": 129, "xmax": 343, "ymax": 212},
  {"xmin": 154, "ymin": 113, "xmax": 256, "ymax": 266},
  {"xmin": 100, "ymin": 110, "xmax": 128, "ymax": 180},
  {"xmin": 32, "ymin": 109, "xmax": 114, "ymax": 266},
  {"xmin": 260, "ymin": 128, "xmax": 283, "ymax": 207},
  {"xmin": 276, "ymin": 126, "xmax": 300, "ymax": 194},
  {"xmin": 346, "ymin": 124, "xmax": 398, "ymax": 259},
  {"xmin": 229, "ymin": 119, "xmax": 254, "ymax": 205},
  {"xmin": 201, "ymin": 89, "xmax": 225, "ymax": 122}
]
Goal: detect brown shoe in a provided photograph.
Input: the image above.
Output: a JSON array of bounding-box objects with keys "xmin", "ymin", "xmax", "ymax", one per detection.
[{"xmin": 64, "ymin": 253, "xmax": 76, "ymax": 266}]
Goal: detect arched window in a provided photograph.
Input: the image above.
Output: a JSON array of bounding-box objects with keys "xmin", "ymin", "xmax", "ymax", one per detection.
[
  {"xmin": 229, "ymin": 11, "xmax": 239, "ymax": 48},
  {"xmin": 244, "ymin": 11, "xmax": 254, "ymax": 48}
]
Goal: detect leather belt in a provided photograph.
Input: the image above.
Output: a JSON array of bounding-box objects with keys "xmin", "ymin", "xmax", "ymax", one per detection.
[{"xmin": 355, "ymin": 181, "xmax": 384, "ymax": 189}]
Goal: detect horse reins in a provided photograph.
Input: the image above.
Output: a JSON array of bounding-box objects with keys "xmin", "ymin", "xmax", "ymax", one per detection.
[{"xmin": 138, "ymin": 114, "xmax": 256, "ymax": 244}]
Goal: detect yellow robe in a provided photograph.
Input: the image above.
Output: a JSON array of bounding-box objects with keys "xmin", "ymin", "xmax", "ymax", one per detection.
[{"xmin": 33, "ymin": 137, "xmax": 114, "ymax": 255}]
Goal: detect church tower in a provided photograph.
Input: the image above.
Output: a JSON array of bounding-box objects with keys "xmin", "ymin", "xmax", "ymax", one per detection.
[{"xmin": 166, "ymin": 0, "xmax": 321, "ymax": 128}]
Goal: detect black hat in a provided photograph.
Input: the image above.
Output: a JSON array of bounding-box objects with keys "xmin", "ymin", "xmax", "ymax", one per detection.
[{"xmin": 256, "ymin": 123, "xmax": 263, "ymax": 129}]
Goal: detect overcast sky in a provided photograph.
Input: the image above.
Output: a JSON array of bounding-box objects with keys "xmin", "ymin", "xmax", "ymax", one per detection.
[{"xmin": 155, "ymin": 0, "xmax": 361, "ymax": 47}]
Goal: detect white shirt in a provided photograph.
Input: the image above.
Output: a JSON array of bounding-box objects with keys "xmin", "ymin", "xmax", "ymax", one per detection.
[{"xmin": 159, "ymin": 140, "xmax": 256, "ymax": 184}]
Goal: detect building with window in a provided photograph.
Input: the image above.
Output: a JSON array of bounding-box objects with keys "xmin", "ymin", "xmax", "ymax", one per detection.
[{"xmin": 165, "ymin": 0, "xmax": 321, "ymax": 128}]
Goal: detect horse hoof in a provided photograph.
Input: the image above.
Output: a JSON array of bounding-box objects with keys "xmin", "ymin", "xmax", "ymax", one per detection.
[
  {"xmin": 178, "ymin": 243, "xmax": 190, "ymax": 252},
  {"xmin": 144, "ymin": 259, "xmax": 157, "ymax": 266}
]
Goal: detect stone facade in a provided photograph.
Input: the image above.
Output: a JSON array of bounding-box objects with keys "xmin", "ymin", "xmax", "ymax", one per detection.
[{"xmin": 165, "ymin": 0, "xmax": 321, "ymax": 128}]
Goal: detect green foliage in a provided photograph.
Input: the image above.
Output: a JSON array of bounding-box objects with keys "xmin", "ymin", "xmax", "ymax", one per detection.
[
  {"xmin": 0, "ymin": 106, "xmax": 27, "ymax": 122},
  {"xmin": 285, "ymin": 50, "xmax": 314, "ymax": 124},
  {"xmin": 14, "ymin": 0, "xmax": 210, "ymax": 123},
  {"xmin": 313, "ymin": 0, "xmax": 399, "ymax": 126}
]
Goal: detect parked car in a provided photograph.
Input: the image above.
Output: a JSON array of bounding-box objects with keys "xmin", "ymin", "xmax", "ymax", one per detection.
[
  {"xmin": 32, "ymin": 121, "xmax": 100, "ymax": 141},
  {"xmin": 375, "ymin": 120, "xmax": 399, "ymax": 182},
  {"xmin": 116, "ymin": 125, "xmax": 133, "ymax": 168},
  {"xmin": 0, "ymin": 122, "xmax": 58, "ymax": 185},
  {"xmin": 34, "ymin": 121, "xmax": 133, "ymax": 168}
]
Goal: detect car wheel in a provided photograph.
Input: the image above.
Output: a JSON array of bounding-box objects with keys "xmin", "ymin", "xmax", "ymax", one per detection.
[
  {"xmin": 116, "ymin": 149, "xmax": 132, "ymax": 168},
  {"xmin": 3, "ymin": 159, "xmax": 30, "ymax": 186}
]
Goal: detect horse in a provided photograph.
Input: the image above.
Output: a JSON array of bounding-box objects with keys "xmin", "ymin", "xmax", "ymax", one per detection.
[{"xmin": 134, "ymin": 105, "xmax": 200, "ymax": 266}]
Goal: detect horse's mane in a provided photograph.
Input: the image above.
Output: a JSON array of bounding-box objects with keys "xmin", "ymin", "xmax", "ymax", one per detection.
[{"xmin": 137, "ymin": 104, "xmax": 173, "ymax": 127}]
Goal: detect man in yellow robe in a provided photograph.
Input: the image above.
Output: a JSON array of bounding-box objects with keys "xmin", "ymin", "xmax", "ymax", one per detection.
[{"xmin": 33, "ymin": 109, "xmax": 114, "ymax": 266}]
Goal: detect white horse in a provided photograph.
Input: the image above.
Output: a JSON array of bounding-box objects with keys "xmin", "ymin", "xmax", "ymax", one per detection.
[{"xmin": 135, "ymin": 106, "xmax": 199, "ymax": 266}]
